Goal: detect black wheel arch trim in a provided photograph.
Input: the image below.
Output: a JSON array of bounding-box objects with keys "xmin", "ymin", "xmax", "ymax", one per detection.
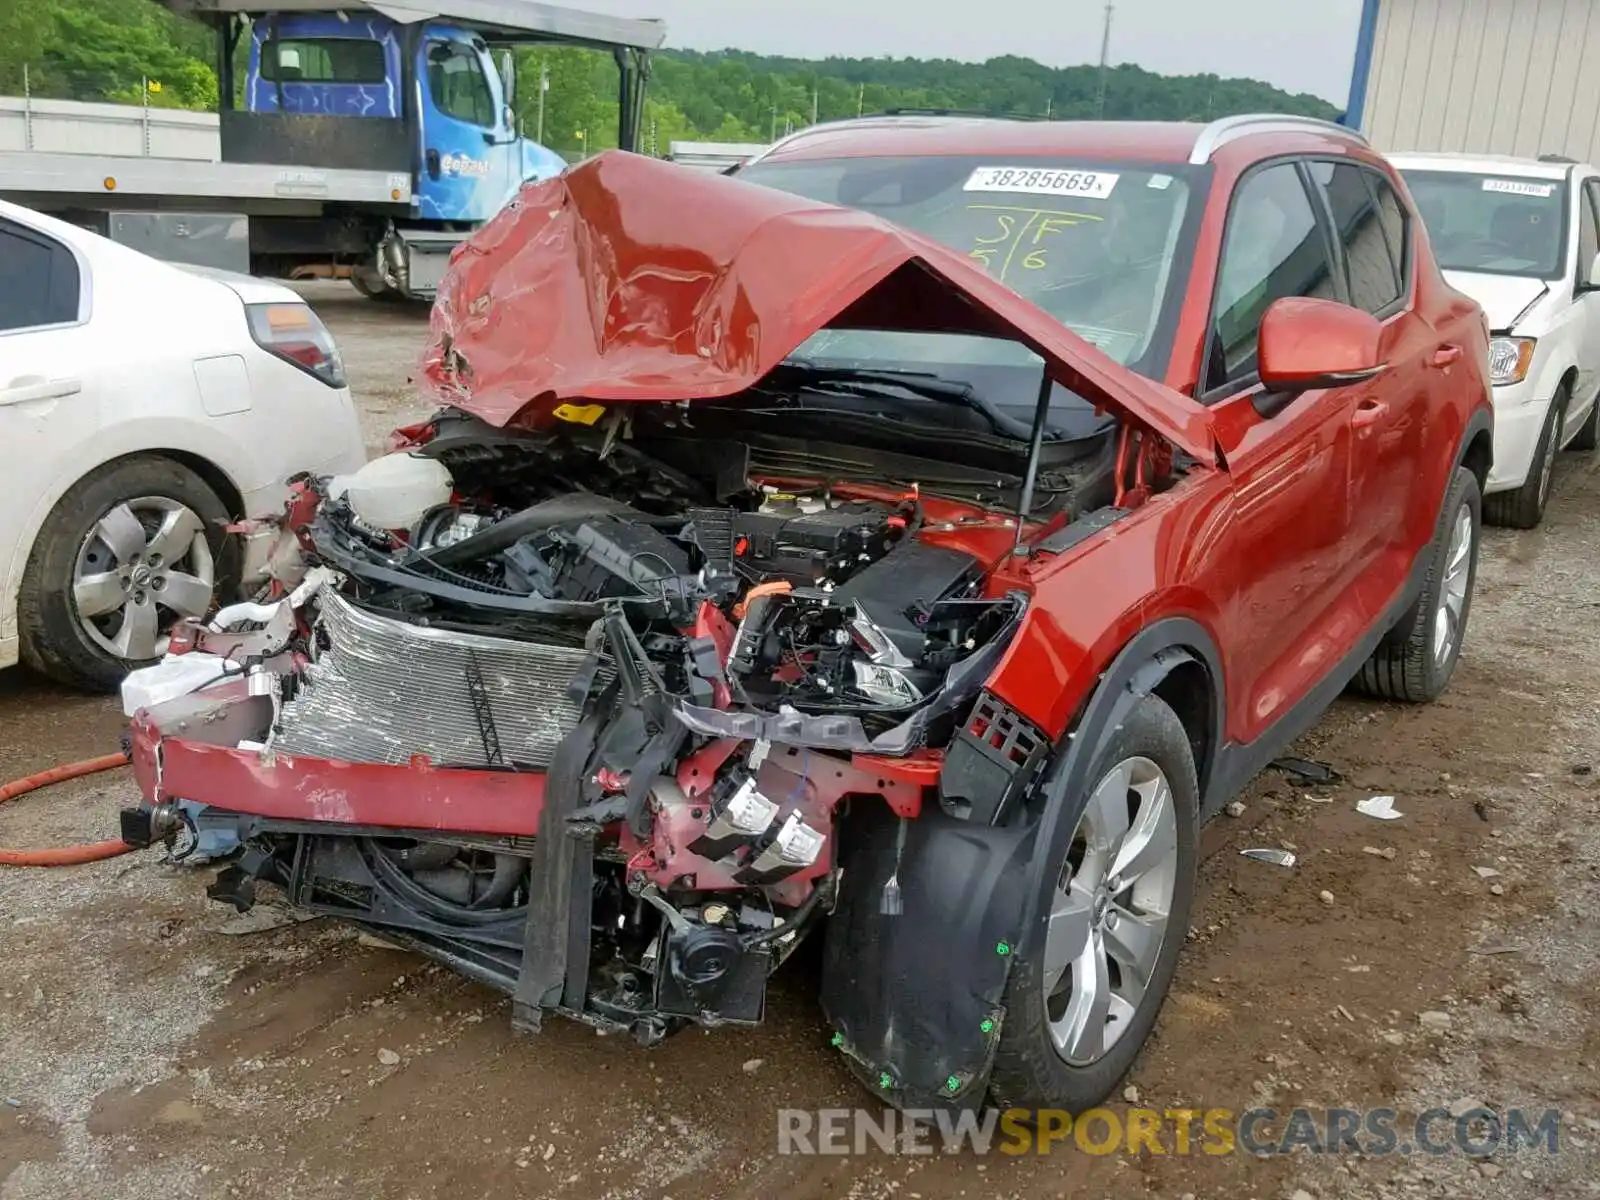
[
  {"xmin": 1013, "ymin": 618, "xmax": 1223, "ymax": 966},
  {"xmin": 1456, "ymin": 405, "xmax": 1494, "ymax": 484}
]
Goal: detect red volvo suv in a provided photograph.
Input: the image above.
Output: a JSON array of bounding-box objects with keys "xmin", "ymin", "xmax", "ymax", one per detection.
[{"xmin": 121, "ymin": 112, "xmax": 1493, "ymax": 1116}]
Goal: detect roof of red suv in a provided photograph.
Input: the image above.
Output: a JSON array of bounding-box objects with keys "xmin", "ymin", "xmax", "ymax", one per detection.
[{"xmin": 749, "ymin": 113, "xmax": 1370, "ymax": 170}]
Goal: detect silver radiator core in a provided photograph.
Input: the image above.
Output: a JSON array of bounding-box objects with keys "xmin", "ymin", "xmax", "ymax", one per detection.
[{"xmin": 274, "ymin": 591, "xmax": 593, "ymax": 769}]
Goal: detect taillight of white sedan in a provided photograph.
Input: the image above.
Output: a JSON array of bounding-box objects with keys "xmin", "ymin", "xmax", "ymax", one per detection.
[{"xmin": 0, "ymin": 199, "xmax": 367, "ymax": 691}]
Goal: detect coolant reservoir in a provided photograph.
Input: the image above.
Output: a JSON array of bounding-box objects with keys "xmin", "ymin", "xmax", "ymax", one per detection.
[{"xmin": 335, "ymin": 453, "xmax": 453, "ymax": 530}]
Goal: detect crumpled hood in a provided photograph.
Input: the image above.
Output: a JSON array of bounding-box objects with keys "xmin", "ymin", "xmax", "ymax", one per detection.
[
  {"xmin": 420, "ymin": 150, "xmax": 1218, "ymax": 464},
  {"xmin": 1442, "ymin": 270, "xmax": 1550, "ymax": 332}
]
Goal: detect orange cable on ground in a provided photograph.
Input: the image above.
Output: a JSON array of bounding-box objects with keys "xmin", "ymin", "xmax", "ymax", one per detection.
[{"xmin": 0, "ymin": 752, "xmax": 135, "ymax": 867}]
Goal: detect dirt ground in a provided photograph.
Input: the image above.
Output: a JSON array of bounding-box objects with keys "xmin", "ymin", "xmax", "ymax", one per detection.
[{"xmin": 2, "ymin": 279, "xmax": 1598, "ymax": 1199}]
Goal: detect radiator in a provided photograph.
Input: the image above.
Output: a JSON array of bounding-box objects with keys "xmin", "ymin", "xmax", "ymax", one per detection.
[{"xmin": 274, "ymin": 591, "xmax": 593, "ymax": 769}]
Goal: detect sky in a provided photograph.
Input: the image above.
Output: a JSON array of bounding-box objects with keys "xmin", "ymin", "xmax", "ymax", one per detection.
[{"xmin": 578, "ymin": 0, "xmax": 1368, "ymax": 105}]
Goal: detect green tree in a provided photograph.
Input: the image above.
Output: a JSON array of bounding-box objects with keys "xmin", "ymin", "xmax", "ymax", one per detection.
[{"xmin": 0, "ymin": 1, "xmax": 51, "ymax": 95}]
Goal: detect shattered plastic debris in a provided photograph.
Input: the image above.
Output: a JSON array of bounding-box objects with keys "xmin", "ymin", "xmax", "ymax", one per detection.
[
  {"xmin": 214, "ymin": 903, "xmax": 318, "ymax": 936},
  {"xmin": 1355, "ymin": 795, "xmax": 1403, "ymax": 820},
  {"xmin": 1270, "ymin": 756, "xmax": 1342, "ymax": 785},
  {"xmin": 1240, "ymin": 848, "xmax": 1297, "ymax": 867}
]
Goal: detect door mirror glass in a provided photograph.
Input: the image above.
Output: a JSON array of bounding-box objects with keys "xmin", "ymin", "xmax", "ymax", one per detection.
[
  {"xmin": 499, "ymin": 49, "xmax": 516, "ymax": 106},
  {"xmin": 1258, "ymin": 297, "xmax": 1386, "ymax": 394}
]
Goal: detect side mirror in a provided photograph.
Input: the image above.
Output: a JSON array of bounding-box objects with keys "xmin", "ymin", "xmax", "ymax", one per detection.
[
  {"xmin": 499, "ymin": 49, "xmax": 516, "ymax": 106},
  {"xmin": 1258, "ymin": 297, "xmax": 1387, "ymax": 394}
]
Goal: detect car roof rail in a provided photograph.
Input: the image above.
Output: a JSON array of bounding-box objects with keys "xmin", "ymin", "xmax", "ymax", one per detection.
[
  {"xmin": 741, "ymin": 109, "xmax": 1049, "ymax": 170},
  {"xmin": 871, "ymin": 107, "xmax": 1051, "ymax": 122},
  {"xmin": 1188, "ymin": 113, "xmax": 1370, "ymax": 164}
]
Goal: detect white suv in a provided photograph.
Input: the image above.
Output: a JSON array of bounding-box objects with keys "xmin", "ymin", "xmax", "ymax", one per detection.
[
  {"xmin": 0, "ymin": 200, "xmax": 366, "ymax": 691},
  {"xmin": 1391, "ymin": 152, "xmax": 1600, "ymax": 528}
]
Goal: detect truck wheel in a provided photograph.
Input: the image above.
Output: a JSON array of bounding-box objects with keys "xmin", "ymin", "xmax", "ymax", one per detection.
[
  {"xmin": 1568, "ymin": 390, "xmax": 1599, "ymax": 452},
  {"xmin": 989, "ymin": 693, "xmax": 1198, "ymax": 1114},
  {"xmin": 1485, "ymin": 386, "xmax": 1564, "ymax": 529},
  {"xmin": 1354, "ymin": 465, "xmax": 1480, "ymax": 704},
  {"xmin": 18, "ymin": 456, "xmax": 237, "ymax": 693}
]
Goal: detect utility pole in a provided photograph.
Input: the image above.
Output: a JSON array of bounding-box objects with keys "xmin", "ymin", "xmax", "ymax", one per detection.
[
  {"xmin": 22, "ymin": 63, "xmax": 32, "ymax": 152},
  {"xmin": 1096, "ymin": 1, "xmax": 1114, "ymax": 119},
  {"xmin": 536, "ymin": 60, "xmax": 548, "ymax": 142},
  {"xmin": 770, "ymin": 104, "xmax": 778, "ymax": 140},
  {"xmin": 812, "ymin": 84, "xmax": 819, "ymax": 125}
]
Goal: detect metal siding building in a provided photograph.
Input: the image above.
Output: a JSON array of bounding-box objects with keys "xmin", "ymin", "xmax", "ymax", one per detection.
[{"xmin": 1349, "ymin": 0, "xmax": 1600, "ymax": 163}]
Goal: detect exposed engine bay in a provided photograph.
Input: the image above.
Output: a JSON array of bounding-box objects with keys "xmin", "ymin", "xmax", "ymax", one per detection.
[{"xmin": 121, "ymin": 400, "xmax": 1113, "ymax": 1054}]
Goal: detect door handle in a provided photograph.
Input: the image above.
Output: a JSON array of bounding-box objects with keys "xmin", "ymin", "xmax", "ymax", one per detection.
[
  {"xmin": 0, "ymin": 377, "xmax": 82, "ymax": 406},
  {"xmin": 1352, "ymin": 398, "xmax": 1389, "ymax": 428},
  {"xmin": 1430, "ymin": 345, "xmax": 1463, "ymax": 368}
]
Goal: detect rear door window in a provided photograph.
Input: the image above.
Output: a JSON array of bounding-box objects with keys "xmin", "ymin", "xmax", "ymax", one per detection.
[
  {"xmin": 1367, "ymin": 171, "xmax": 1410, "ymax": 285},
  {"xmin": 262, "ymin": 38, "xmax": 388, "ymax": 84},
  {"xmin": 1309, "ymin": 161, "xmax": 1405, "ymax": 315},
  {"xmin": 1205, "ymin": 160, "xmax": 1339, "ymax": 393},
  {"xmin": 0, "ymin": 219, "xmax": 81, "ymax": 333}
]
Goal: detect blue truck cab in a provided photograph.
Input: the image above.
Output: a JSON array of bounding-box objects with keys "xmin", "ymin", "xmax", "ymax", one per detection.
[
  {"xmin": 246, "ymin": 12, "xmax": 565, "ymax": 225},
  {"xmin": 158, "ymin": 0, "xmax": 663, "ymax": 299}
]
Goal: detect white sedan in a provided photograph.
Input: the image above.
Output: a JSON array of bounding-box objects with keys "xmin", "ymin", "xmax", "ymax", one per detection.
[{"xmin": 0, "ymin": 199, "xmax": 366, "ymax": 691}]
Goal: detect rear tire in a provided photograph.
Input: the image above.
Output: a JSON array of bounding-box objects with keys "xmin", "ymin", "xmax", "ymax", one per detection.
[
  {"xmin": 18, "ymin": 456, "xmax": 237, "ymax": 693},
  {"xmin": 989, "ymin": 693, "xmax": 1198, "ymax": 1114},
  {"xmin": 1484, "ymin": 386, "xmax": 1565, "ymax": 529},
  {"xmin": 1354, "ymin": 466, "xmax": 1480, "ymax": 704}
]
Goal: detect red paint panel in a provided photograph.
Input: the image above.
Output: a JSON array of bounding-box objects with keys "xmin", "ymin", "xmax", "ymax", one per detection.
[{"xmin": 141, "ymin": 720, "xmax": 547, "ymax": 836}]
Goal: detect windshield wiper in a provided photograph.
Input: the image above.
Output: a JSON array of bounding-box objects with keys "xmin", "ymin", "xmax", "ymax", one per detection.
[{"xmin": 771, "ymin": 359, "xmax": 1038, "ymax": 440}]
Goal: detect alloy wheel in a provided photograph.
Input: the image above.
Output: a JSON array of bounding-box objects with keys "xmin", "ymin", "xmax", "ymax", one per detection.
[
  {"xmin": 1432, "ymin": 501, "xmax": 1473, "ymax": 667},
  {"xmin": 71, "ymin": 496, "xmax": 216, "ymax": 661},
  {"xmin": 1043, "ymin": 755, "xmax": 1180, "ymax": 1067}
]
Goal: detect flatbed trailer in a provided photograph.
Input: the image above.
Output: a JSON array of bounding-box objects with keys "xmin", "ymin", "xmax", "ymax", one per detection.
[
  {"xmin": 0, "ymin": 150, "xmax": 412, "ymax": 208},
  {"xmin": 0, "ymin": 0, "xmax": 664, "ymax": 299}
]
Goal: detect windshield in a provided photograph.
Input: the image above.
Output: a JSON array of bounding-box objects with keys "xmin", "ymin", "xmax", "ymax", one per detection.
[
  {"xmin": 735, "ymin": 154, "xmax": 1199, "ymax": 431},
  {"xmin": 1401, "ymin": 170, "xmax": 1569, "ymax": 279}
]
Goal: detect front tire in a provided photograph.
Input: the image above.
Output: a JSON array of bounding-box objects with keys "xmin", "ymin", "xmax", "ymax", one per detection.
[
  {"xmin": 989, "ymin": 693, "xmax": 1198, "ymax": 1113},
  {"xmin": 1485, "ymin": 386, "xmax": 1565, "ymax": 529},
  {"xmin": 1354, "ymin": 465, "xmax": 1480, "ymax": 703},
  {"xmin": 1568, "ymin": 390, "xmax": 1599, "ymax": 452},
  {"xmin": 18, "ymin": 456, "xmax": 236, "ymax": 692}
]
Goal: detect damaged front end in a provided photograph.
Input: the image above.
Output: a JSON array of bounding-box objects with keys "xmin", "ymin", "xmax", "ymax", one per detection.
[
  {"xmin": 122, "ymin": 427, "xmax": 1041, "ymax": 1097},
  {"xmin": 120, "ymin": 151, "xmax": 1216, "ymax": 1107}
]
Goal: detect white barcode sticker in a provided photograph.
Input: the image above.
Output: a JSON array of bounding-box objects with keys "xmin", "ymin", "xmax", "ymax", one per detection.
[
  {"xmin": 1482, "ymin": 179, "xmax": 1556, "ymax": 197},
  {"xmin": 964, "ymin": 167, "xmax": 1120, "ymax": 198}
]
